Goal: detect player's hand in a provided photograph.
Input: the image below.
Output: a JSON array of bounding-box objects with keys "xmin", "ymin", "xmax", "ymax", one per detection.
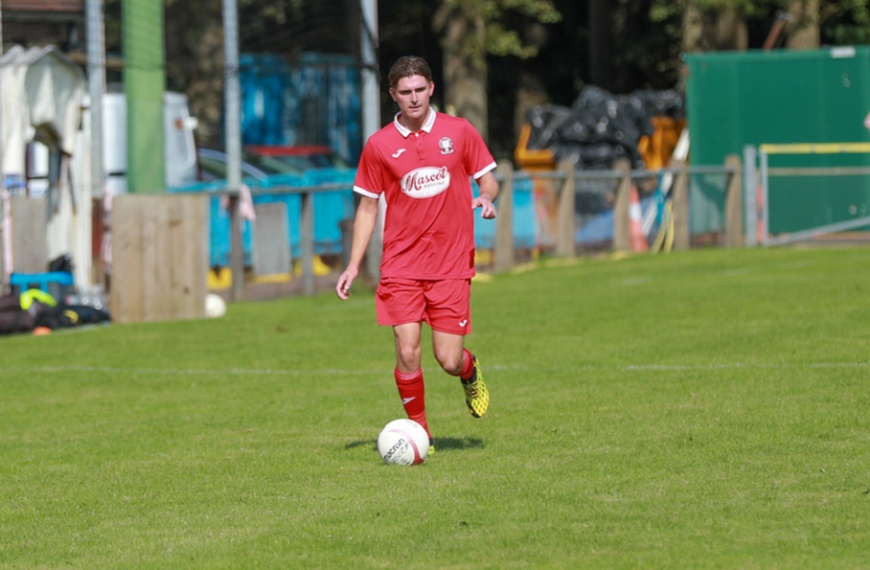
[
  {"xmin": 472, "ymin": 194, "xmax": 497, "ymax": 219},
  {"xmin": 336, "ymin": 266, "xmax": 358, "ymax": 300}
]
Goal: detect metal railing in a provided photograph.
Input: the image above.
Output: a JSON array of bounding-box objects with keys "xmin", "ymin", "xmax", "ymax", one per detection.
[
  {"xmin": 745, "ymin": 143, "xmax": 870, "ymax": 247},
  {"xmin": 180, "ymin": 155, "xmax": 742, "ymax": 299}
]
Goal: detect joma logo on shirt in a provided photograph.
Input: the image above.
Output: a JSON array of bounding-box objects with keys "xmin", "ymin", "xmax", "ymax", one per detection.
[{"xmin": 401, "ymin": 167, "xmax": 451, "ymax": 198}]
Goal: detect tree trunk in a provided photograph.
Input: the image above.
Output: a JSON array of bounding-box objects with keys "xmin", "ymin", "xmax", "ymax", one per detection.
[
  {"xmin": 442, "ymin": 11, "xmax": 489, "ymax": 142},
  {"xmin": 786, "ymin": 0, "xmax": 820, "ymax": 49},
  {"xmin": 683, "ymin": 2, "xmax": 748, "ymax": 53}
]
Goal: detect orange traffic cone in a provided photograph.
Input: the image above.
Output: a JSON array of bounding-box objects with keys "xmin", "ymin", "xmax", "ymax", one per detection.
[{"xmin": 629, "ymin": 186, "xmax": 649, "ymax": 252}]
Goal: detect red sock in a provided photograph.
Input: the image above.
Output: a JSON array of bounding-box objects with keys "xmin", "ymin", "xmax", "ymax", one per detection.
[
  {"xmin": 459, "ymin": 349, "xmax": 475, "ymax": 381},
  {"xmin": 394, "ymin": 368, "xmax": 430, "ymax": 437}
]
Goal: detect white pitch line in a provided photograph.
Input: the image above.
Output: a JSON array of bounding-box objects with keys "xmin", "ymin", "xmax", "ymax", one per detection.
[
  {"xmin": 622, "ymin": 362, "xmax": 870, "ymax": 371},
  {"xmin": 0, "ymin": 361, "xmax": 868, "ymax": 378},
  {"xmin": 0, "ymin": 365, "xmax": 377, "ymax": 377}
]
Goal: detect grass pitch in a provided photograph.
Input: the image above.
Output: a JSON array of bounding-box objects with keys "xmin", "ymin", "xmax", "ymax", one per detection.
[{"xmin": 1, "ymin": 247, "xmax": 868, "ymax": 569}]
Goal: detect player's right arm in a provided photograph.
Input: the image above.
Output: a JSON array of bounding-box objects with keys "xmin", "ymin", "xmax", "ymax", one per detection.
[{"xmin": 336, "ymin": 196, "xmax": 379, "ymax": 300}]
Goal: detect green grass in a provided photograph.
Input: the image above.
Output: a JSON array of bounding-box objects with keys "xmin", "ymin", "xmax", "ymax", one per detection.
[{"xmin": 2, "ymin": 247, "xmax": 869, "ymax": 569}]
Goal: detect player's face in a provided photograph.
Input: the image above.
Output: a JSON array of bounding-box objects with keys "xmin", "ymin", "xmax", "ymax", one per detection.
[{"xmin": 390, "ymin": 74, "xmax": 434, "ymax": 125}]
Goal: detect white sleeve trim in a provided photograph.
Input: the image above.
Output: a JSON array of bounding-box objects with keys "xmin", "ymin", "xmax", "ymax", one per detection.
[
  {"xmin": 472, "ymin": 162, "xmax": 497, "ymax": 180},
  {"xmin": 354, "ymin": 185, "xmax": 380, "ymax": 199}
]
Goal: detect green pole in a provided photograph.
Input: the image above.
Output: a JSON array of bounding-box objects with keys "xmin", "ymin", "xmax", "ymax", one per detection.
[{"xmin": 122, "ymin": 0, "xmax": 165, "ymax": 194}]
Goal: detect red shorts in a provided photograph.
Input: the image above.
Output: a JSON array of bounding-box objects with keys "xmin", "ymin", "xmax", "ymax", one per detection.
[{"xmin": 376, "ymin": 278, "xmax": 472, "ymax": 335}]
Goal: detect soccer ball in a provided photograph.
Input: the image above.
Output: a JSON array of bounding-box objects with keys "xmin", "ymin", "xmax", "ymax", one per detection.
[
  {"xmin": 205, "ymin": 293, "xmax": 227, "ymax": 318},
  {"xmin": 377, "ymin": 419, "xmax": 430, "ymax": 465}
]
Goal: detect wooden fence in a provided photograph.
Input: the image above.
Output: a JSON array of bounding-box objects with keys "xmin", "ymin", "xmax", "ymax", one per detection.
[
  {"xmin": 489, "ymin": 154, "xmax": 742, "ymax": 262},
  {"xmin": 4, "ymin": 155, "xmax": 742, "ymax": 323}
]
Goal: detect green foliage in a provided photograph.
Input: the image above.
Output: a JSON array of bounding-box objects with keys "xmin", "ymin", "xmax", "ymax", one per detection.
[
  {"xmin": 2, "ymin": 247, "xmax": 869, "ymax": 568},
  {"xmin": 641, "ymin": 0, "xmax": 870, "ymax": 86},
  {"xmin": 821, "ymin": 0, "xmax": 870, "ymax": 45},
  {"xmin": 434, "ymin": 0, "xmax": 562, "ymax": 69},
  {"xmin": 650, "ymin": 0, "xmax": 870, "ymax": 42},
  {"xmin": 651, "ymin": 0, "xmax": 783, "ymax": 21}
]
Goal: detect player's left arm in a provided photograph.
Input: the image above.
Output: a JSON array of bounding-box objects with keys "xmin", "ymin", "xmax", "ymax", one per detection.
[
  {"xmin": 472, "ymin": 171, "xmax": 498, "ymax": 219},
  {"xmin": 464, "ymin": 119, "xmax": 498, "ymax": 219}
]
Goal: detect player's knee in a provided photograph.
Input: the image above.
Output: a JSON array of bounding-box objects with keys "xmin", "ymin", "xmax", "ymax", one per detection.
[
  {"xmin": 434, "ymin": 350, "xmax": 462, "ymax": 376},
  {"xmin": 396, "ymin": 344, "xmax": 422, "ymax": 369}
]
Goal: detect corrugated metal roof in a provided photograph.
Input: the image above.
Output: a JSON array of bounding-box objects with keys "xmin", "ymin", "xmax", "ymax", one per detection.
[{"xmin": 4, "ymin": 0, "xmax": 84, "ymax": 12}]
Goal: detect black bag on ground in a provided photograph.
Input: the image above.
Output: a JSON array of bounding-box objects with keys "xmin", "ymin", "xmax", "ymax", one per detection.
[{"xmin": 0, "ymin": 294, "xmax": 43, "ymax": 334}]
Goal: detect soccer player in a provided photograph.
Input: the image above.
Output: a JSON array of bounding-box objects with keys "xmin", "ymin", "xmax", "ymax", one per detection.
[{"xmin": 336, "ymin": 55, "xmax": 498, "ymax": 451}]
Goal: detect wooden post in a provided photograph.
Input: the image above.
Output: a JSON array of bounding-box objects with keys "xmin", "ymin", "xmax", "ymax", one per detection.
[
  {"xmin": 251, "ymin": 203, "xmax": 291, "ymax": 276},
  {"xmin": 110, "ymin": 194, "xmax": 209, "ymax": 323},
  {"xmin": 555, "ymin": 159, "xmax": 576, "ymax": 258},
  {"xmin": 612, "ymin": 158, "xmax": 632, "ymax": 251},
  {"xmin": 228, "ymin": 194, "xmax": 245, "ymax": 301},
  {"xmin": 724, "ymin": 154, "xmax": 744, "ymax": 247},
  {"xmin": 671, "ymin": 159, "xmax": 690, "ymax": 250},
  {"xmin": 11, "ymin": 196, "xmax": 48, "ymax": 273},
  {"xmin": 300, "ymin": 191, "xmax": 315, "ymax": 296},
  {"xmin": 494, "ymin": 160, "xmax": 514, "ymax": 271}
]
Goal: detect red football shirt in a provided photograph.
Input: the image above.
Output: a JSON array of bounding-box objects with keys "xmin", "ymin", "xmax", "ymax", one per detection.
[{"xmin": 354, "ymin": 109, "xmax": 496, "ymax": 280}]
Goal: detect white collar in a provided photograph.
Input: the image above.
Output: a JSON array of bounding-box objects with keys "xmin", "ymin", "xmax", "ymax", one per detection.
[{"xmin": 393, "ymin": 108, "xmax": 436, "ymax": 138}]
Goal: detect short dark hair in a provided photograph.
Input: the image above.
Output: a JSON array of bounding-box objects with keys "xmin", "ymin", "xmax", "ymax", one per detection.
[{"xmin": 388, "ymin": 56, "xmax": 433, "ymax": 88}]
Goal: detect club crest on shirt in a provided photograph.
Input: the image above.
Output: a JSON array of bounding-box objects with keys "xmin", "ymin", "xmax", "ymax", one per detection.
[
  {"xmin": 400, "ymin": 166, "xmax": 451, "ymax": 198},
  {"xmin": 439, "ymin": 137, "xmax": 454, "ymax": 155}
]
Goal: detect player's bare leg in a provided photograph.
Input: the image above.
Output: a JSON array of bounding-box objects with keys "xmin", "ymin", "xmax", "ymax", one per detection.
[
  {"xmin": 432, "ymin": 330, "xmax": 489, "ymax": 418},
  {"xmin": 392, "ymin": 323, "xmax": 432, "ymax": 449}
]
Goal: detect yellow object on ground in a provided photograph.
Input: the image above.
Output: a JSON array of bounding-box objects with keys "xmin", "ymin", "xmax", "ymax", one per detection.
[
  {"xmin": 208, "ymin": 255, "xmax": 334, "ymax": 289},
  {"xmin": 207, "ymin": 267, "xmax": 233, "ymax": 290},
  {"xmin": 293, "ymin": 256, "xmax": 333, "ymax": 277},
  {"xmin": 20, "ymin": 289, "xmax": 57, "ymax": 310}
]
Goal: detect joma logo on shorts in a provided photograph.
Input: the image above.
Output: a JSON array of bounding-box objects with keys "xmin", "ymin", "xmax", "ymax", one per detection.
[{"xmin": 401, "ymin": 166, "xmax": 451, "ymax": 198}]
